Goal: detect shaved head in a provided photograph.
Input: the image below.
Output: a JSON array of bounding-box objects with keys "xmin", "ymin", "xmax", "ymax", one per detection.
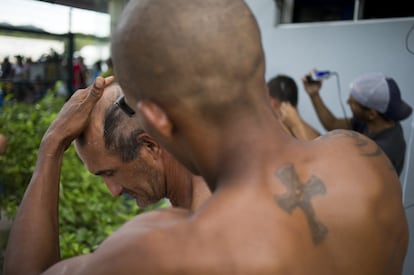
[
  {"xmin": 112, "ymin": 0, "xmax": 269, "ymax": 179},
  {"xmin": 112, "ymin": 0, "xmax": 266, "ymax": 125}
]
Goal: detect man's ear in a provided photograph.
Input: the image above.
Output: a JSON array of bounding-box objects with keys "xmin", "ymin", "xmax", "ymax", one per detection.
[
  {"xmin": 269, "ymin": 98, "xmax": 281, "ymax": 119},
  {"xmin": 136, "ymin": 132, "xmax": 162, "ymax": 158},
  {"xmin": 366, "ymin": 109, "xmax": 379, "ymax": 121},
  {"xmin": 270, "ymin": 97, "xmax": 281, "ymax": 110},
  {"xmin": 137, "ymin": 100, "xmax": 173, "ymax": 138}
]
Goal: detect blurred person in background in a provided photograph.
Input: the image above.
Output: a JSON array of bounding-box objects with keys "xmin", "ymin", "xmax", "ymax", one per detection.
[
  {"xmin": 89, "ymin": 60, "xmax": 102, "ymax": 85},
  {"xmin": 268, "ymin": 74, "xmax": 320, "ymax": 140},
  {"xmin": 73, "ymin": 55, "xmax": 87, "ymax": 91},
  {"xmin": 303, "ymin": 71, "xmax": 412, "ymax": 175},
  {"xmin": 100, "ymin": 57, "xmax": 113, "ymax": 78},
  {"xmin": 0, "ymin": 57, "xmax": 12, "ymax": 80}
]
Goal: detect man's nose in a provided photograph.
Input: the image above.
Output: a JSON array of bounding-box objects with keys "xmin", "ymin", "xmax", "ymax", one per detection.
[{"xmin": 103, "ymin": 178, "xmax": 123, "ymax": 197}]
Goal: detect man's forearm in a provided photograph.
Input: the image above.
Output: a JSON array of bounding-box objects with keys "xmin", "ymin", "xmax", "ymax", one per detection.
[
  {"xmin": 289, "ymin": 119, "xmax": 320, "ymax": 141},
  {"xmin": 4, "ymin": 138, "xmax": 65, "ymax": 275},
  {"xmin": 4, "ymin": 77, "xmax": 111, "ymax": 275}
]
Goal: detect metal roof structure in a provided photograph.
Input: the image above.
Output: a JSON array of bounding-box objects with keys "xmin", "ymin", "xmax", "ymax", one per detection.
[{"xmin": 36, "ymin": 0, "xmax": 110, "ymax": 14}]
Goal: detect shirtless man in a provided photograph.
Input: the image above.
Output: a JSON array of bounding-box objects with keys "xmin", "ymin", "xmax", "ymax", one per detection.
[
  {"xmin": 75, "ymin": 83, "xmax": 210, "ymax": 210},
  {"xmin": 3, "ymin": 78, "xmax": 210, "ymax": 274},
  {"xmin": 4, "ymin": 0, "xmax": 408, "ymax": 274},
  {"xmin": 267, "ymin": 74, "xmax": 320, "ymax": 140}
]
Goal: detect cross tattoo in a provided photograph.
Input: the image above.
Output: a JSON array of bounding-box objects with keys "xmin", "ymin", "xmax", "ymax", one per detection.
[{"xmin": 275, "ymin": 164, "xmax": 328, "ymax": 245}]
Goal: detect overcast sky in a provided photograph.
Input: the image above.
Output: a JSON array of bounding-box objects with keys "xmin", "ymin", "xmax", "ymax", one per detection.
[
  {"xmin": 0, "ymin": 0, "xmax": 110, "ymax": 37},
  {"xmin": 0, "ymin": 0, "xmax": 110, "ymax": 64}
]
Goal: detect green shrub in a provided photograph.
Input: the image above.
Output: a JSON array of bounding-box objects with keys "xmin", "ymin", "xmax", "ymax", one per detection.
[
  {"xmin": 0, "ymin": 92, "xmax": 60, "ymax": 217},
  {"xmin": 0, "ymin": 90, "xmax": 167, "ymax": 259}
]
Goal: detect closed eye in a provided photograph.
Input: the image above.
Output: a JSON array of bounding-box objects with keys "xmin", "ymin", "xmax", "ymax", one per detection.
[{"xmin": 94, "ymin": 170, "xmax": 115, "ymax": 177}]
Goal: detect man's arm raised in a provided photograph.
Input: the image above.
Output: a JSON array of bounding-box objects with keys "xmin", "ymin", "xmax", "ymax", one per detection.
[
  {"xmin": 302, "ymin": 75, "xmax": 350, "ymax": 131},
  {"xmin": 279, "ymin": 102, "xmax": 320, "ymax": 140},
  {"xmin": 3, "ymin": 77, "xmax": 114, "ymax": 275}
]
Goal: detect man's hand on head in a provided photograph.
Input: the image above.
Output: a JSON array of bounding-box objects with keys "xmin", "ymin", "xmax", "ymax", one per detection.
[
  {"xmin": 42, "ymin": 76, "xmax": 115, "ymax": 152},
  {"xmin": 279, "ymin": 102, "xmax": 301, "ymax": 128}
]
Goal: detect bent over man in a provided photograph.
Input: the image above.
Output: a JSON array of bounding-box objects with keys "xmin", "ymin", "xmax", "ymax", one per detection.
[
  {"xmin": 4, "ymin": 79, "xmax": 211, "ymax": 275},
  {"xmin": 75, "ymin": 83, "xmax": 210, "ymax": 210}
]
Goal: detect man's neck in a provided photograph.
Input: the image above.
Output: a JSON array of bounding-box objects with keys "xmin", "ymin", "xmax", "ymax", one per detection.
[
  {"xmin": 189, "ymin": 176, "xmax": 211, "ymax": 210},
  {"xmin": 164, "ymin": 152, "xmax": 194, "ymax": 209}
]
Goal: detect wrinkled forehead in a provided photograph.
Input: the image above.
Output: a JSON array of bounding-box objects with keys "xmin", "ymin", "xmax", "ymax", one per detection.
[
  {"xmin": 75, "ymin": 137, "xmax": 112, "ymax": 169},
  {"xmin": 75, "ymin": 136, "xmax": 105, "ymax": 158}
]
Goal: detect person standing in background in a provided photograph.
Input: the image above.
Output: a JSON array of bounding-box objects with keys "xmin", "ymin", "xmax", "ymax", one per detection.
[
  {"xmin": 72, "ymin": 55, "xmax": 87, "ymax": 91},
  {"xmin": 100, "ymin": 58, "xmax": 113, "ymax": 78},
  {"xmin": 0, "ymin": 57, "xmax": 12, "ymax": 80},
  {"xmin": 89, "ymin": 60, "xmax": 102, "ymax": 85}
]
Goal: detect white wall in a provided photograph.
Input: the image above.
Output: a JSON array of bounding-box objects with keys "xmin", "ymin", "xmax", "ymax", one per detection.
[{"xmin": 245, "ymin": 1, "xmax": 414, "ymax": 274}]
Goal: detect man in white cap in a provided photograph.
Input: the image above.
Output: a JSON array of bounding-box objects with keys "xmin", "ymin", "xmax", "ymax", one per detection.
[{"xmin": 303, "ymin": 72, "xmax": 412, "ymax": 175}]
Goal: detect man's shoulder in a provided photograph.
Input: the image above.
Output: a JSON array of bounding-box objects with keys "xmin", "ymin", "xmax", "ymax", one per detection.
[
  {"xmin": 310, "ymin": 129, "xmax": 399, "ymax": 185},
  {"xmin": 316, "ymin": 129, "xmax": 382, "ymax": 156},
  {"xmin": 375, "ymin": 122, "xmax": 404, "ymax": 140},
  {"xmin": 41, "ymin": 207, "xmax": 194, "ymax": 275},
  {"xmin": 65, "ymin": 207, "xmax": 194, "ymax": 274},
  {"xmin": 319, "ymin": 128, "xmax": 366, "ymax": 140},
  {"xmin": 108, "ymin": 207, "xmax": 192, "ymax": 238}
]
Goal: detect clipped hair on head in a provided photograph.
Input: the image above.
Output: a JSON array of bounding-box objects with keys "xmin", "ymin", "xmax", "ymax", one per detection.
[
  {"xmin": 104, "ymin": 99, "xmax": 146, "ymax": 162},
  {"xmin": 267, "ymin": 75, "xmax": 298, "ymax": 107}
]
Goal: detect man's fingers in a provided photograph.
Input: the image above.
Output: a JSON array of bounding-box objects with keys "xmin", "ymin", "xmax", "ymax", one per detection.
[
  {"xmin": 104, "ymin": 76, "xmax": 115, "ymax": 86},
  {"xmin": 89, "ymin": 77, "xmax": 106, "ymax": 99},
  {"xmin": 88, "ymin": 76, "xmax": 116, "ymax": 100}
]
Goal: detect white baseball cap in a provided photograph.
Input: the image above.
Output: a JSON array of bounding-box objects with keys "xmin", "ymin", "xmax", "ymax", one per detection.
[{"xmin": 350, "ymin": 72, "xmax": 412, "ymax": 121}]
